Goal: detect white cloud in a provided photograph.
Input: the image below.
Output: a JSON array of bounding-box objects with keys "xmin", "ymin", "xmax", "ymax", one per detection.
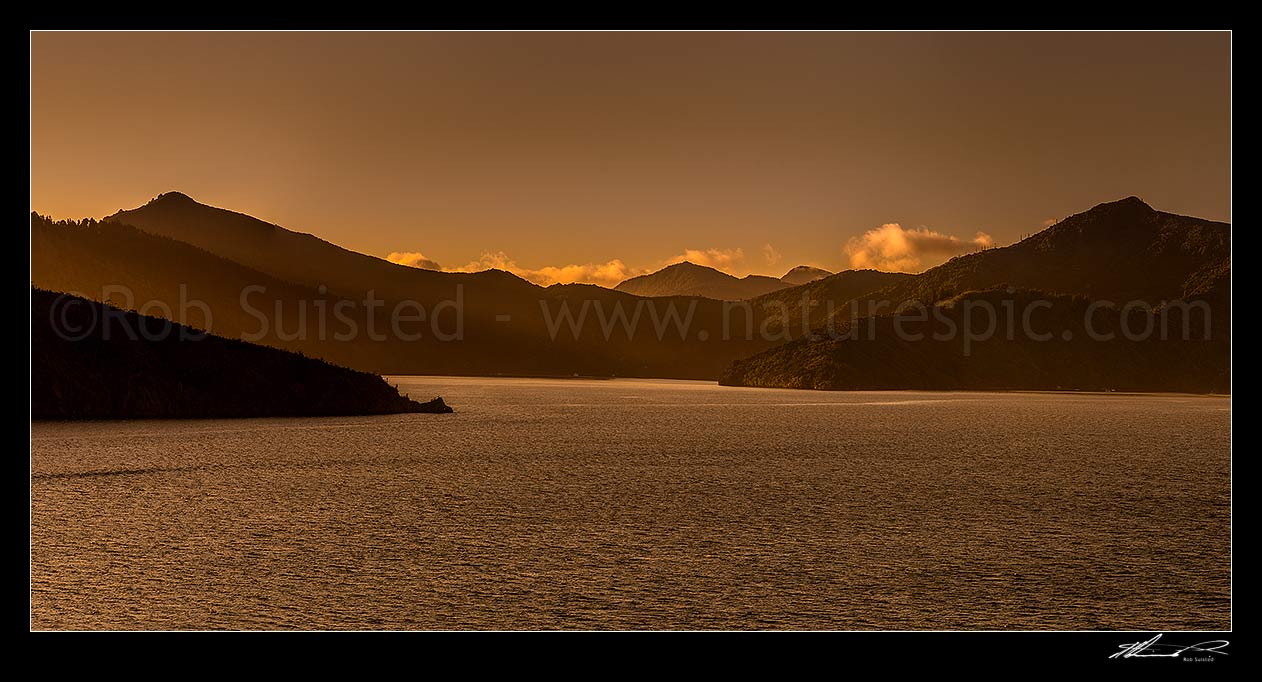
[
  {"xmin": 448, "ymin": 251, "xmax": 647, "ymax": 288},
  {"xmin": 762, "ymin": 243, "xmax": 782, "ymax": 266},
  {"xmin": 525, "ymin": 260, "xmax": 648, "ymax": 288},
  {"xmin": 665, "ymin": 247, "xmax": 745, "ymax": 271},
  {"xmin": 386, "ymin": 251, "xmax": 442, "ymax": 270},
  {"xmin": 844, "ymin": 223, "xmax": 994, "ymax": 273}
]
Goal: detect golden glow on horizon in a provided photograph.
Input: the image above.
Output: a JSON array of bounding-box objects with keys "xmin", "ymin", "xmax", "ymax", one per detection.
[{"xmin": 31, "ymin": 31, "xmax": 1230, "ymax": 281}]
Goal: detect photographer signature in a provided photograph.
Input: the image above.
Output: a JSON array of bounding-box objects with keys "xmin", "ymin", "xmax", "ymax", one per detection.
[{"xmin": 1110, "ymin": 634, "xmax": 1229, "ymax": 659}]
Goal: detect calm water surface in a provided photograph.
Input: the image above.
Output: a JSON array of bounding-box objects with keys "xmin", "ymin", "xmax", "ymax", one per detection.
[{"xmin": 31, "ymin": 378, "xmax": 1231, "ymax": 630}]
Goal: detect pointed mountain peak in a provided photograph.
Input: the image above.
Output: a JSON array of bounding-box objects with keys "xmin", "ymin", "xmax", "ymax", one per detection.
[
  {"xmin": 149, "ymin": 191, "xmax": 198, "ymax": 205},
  {"xmin": 615, "ymin": 258, "xmax": 791, "ymax": 300},
  {"xmin": 108, "ymin": 191, "xmax": 211, "ymax": 225},
  {"xmin": 1086, "ymin": 195, "xmax": 1155, "ymax": 215},
  {"xmin": 658, "ymin": 260, "xmax": 730, "ymax": 276},
  {"xmin": 780, "ymin": 265, "xmax": 833, "ymax": 285}
]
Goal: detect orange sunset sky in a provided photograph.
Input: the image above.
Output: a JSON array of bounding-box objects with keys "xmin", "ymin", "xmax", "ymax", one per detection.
[{"xmin": 31, "ymin": 31, "xmax": 1230, "ymax": 286}]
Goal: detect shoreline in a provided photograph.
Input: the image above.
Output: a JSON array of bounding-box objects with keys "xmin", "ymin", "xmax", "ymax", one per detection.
[{"xmin": 386, "ymin": 374, "xmax": 1230, "ymax": 398}]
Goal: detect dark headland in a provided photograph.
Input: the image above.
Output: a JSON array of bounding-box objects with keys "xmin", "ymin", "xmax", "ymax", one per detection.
[{"xmin": 31, "ymin": 288, "xmax": 452, "ymax": 419}]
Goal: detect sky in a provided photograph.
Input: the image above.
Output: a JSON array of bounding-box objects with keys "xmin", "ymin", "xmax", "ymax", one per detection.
[{"xmin": 31, "ymin": 31, "xmax": 1231, "ymax": 286}]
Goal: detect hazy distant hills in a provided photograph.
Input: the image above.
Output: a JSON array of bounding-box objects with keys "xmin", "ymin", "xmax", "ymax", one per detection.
[
  {"xmin": 612, "ymin": 262, "xmax": 835, "ymax": 300},
  {"xmin": 721, "ymin": 197, "xmax": 1231, "ymax": 392},
  {"xmin": 780, "ymin": 265, "xmax": 833, "ymax": 286},
  {"xmin": 32, "ymin": 288, "xmax": 450, "ymax": 419},
  {"xmin": 614, "ymin": 261, "xmax": 793, "ymax": 300},
  {"xmin": 751, "ymin": 269, "xmax": 916, "ymax": 333}
]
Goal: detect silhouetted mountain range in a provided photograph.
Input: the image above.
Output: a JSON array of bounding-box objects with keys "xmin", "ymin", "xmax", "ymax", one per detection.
[
  {"xmin": 32, "ymin": 288, "xmax": 451, "ymax": 419},
  {"xmin": 859, "ymin": 196, "xmax": 1228, "ymax": 306},
  {"xmin": 31, "ymin": 193, "xmax": 1230, "ymax": 393},
  {"xmin": 721, "ymin": 197, "xmax": 1230, "ymax": 392},
  {"xmin": 614, "ymin": 261, "xmax": 792, "ymax": 300},
  {"xmin": 35, "ymin": 195, "xmax": 790, "ymax": 378}
]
